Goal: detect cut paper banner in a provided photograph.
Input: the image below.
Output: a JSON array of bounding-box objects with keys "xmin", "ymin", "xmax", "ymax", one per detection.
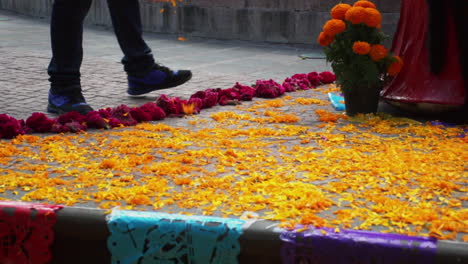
[
  {"xmin": 0, "ymin": 201, "xmax": 63, "ymax": 264},
  {"xmin": 281, "ymin": 226, "xmax": 437, "ymax": 264},
  {"xmin": 107, "ymin": 210, "xmax": 245, "ymax": 264},
  {"xmin": 328, "ymin": 92, "xmax": 346, "ymax": 111}
]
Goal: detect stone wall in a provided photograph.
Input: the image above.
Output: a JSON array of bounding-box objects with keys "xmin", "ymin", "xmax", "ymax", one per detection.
[{"xmin": 0, "ymin": 0, "xmax": 400, "ymax": 45}]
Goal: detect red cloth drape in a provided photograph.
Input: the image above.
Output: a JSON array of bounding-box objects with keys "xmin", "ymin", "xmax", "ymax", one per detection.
[{"xmin": 381, "ymin": 0, "xmax": 466, "ymax": 106}]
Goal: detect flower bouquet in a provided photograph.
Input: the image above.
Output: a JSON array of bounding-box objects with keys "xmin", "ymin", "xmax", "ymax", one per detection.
[{"xmin": 318, "ymin": 0, "xmax": 403, "ymax": 116}]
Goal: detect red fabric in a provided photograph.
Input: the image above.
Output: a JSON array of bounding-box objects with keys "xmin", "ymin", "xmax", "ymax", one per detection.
[
  {"xmin": 381, "ymin": 0, "xmax": 466, "ymax": 106},
  {"xmin": 0, "ymin": 202, "xmax": 63, "ymax": 264}
]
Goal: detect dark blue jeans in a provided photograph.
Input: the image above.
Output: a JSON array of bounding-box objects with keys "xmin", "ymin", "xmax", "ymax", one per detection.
[{"xmin": 48, "ymin": 0, "xmax": 155, "ymax": 94}]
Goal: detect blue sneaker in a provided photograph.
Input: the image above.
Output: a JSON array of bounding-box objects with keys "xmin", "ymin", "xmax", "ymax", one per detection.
[
  {"xmin": 127, "ymin": 63, "xmax": 192, "ymax": 96},
  {"xmin": 47, "ymin": 90, "xmax": 94, "ymax": 115}
]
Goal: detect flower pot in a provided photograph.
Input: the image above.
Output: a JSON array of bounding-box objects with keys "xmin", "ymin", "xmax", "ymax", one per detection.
[{"xmin": 343, "ymin": 87, "xmax": 380, "ymax": 116}]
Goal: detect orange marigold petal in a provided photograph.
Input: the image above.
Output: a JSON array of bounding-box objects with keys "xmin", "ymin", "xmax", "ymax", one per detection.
[
  {"xmin": 331, "ymin": 3, "xmax": 352, "ymax": 20},
  {"xmin": 369, "ymin": 44, "xmax": 388, "ymax": 61},
  {"xmin": 354, "ymin": 0, "xmax": 377, "ymax": 9},
  {"xmin": 345, "ymin": 7, "xmax": 367, "ymax": 25},
  {"xmin": 323, "ymin": 19, "xmax": 346, "ymax": 37},
  {"xmin": 352, "ymin": 41, "xmax": 371, "ymax": 55},
  {"xmin": 318, "ymin": 32, "xmax": 334, "ymax": 47},
  {"xmin": 364, "ymin": 8, "xmax": 382, "ymax": 28},
  {"xmin": 388, "ymin": 56, "xmax": 404, "ymax": 76}
]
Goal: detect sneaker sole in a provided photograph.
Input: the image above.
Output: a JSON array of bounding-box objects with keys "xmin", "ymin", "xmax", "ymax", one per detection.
[
  {"xmin": 127, "ymin": 72, "xmax": 193, "ymax": 96},
  {"xmin": 47, "ymin": 104, "xmax": 93, "ymax": 115},
  {"xmin": 47, "ymin": 104, "xmax": 65, "ymax": 114}
]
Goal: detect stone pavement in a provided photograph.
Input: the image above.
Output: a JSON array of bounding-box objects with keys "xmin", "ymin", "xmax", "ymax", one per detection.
[{"xmin": 0, "ymin": 10, "xmax": 329, "ymax": 120}]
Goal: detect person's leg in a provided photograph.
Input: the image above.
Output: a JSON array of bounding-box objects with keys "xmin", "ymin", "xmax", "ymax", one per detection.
[
  {"xmin": 106, "ymin": 0, "xmax": 192, "ymax": 96},
  {"xmin": 47, "ymin": 0, "xmax": 93, "ymax": 114},
  {"xmin": 106, "ymin": 0, "xmax": 153, "ymax": 75}
]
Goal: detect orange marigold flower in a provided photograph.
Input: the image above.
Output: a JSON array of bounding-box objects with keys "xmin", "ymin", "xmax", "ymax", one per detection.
[
  {"xmin": 364, "ymin": 8, "xmax": 382, "ymax": 27},
  {"xmin": 345, "ymin": 7, "xmax": 367, "ymax": 24},
  {"xmin": 323, "ymin": 19, "xmax": 346, "ymax": 37},
  {"xmin": 318, "ymin": 32, "xmax": 334, "ymax": 46},
  {"xmin": 331, "ymin": 3, "xmax": 352, "ymax": 20},
  {"xmin": 369, "ymin": 44, "xmax": 388, "ymax": 61},
  {"xmin": 388, "ymin": 56, "xmax": 403, "ymax": 76},
  {"xmin": 353, "ymin": 0, "xmax": 377, "ymax": 9},
  {"xmin": 352, "ymin": 41, "xmax": 371, "ymax": 55}
]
